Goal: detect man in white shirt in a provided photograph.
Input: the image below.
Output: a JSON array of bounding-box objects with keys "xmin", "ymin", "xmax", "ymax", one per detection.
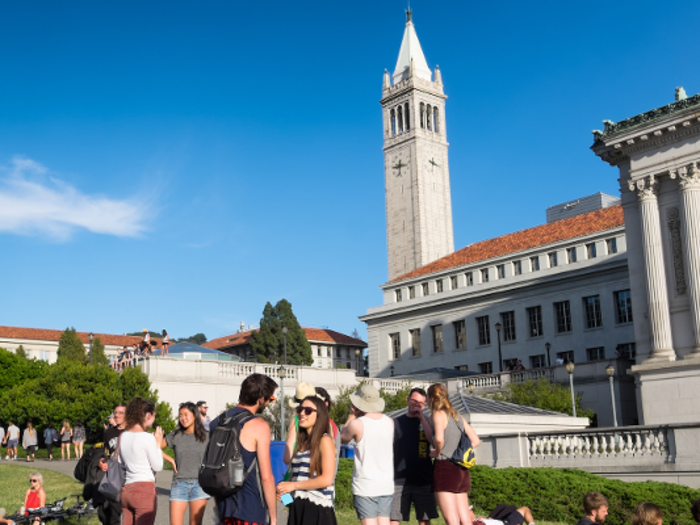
[{"xmin": 4, "ymin": 422, "xmax": 20, "ymax": 460}]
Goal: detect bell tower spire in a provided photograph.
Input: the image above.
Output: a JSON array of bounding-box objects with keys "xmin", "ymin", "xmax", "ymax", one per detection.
[{"xmin": 381, "ymin": 11, "xmax": 454, "ymax": 281}]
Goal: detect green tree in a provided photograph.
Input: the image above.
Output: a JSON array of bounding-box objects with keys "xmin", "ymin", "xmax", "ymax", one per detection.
[
  {"xmin": 90, "ymin": 337, "xmax": 109, "ymax": 366},
  {"xmin": 176, "ymin": 333, "xmax": 207, "ymax": 345},
  {"xmin": 0, "ymin": 348, "xmax": 46, "ymax": 390},
  {"xmin": 15, "ymin": 345, "xmax": 28, "ymax": 358},
  {"xmin": 250, "ymin": 299, "xmax": 312, "ymax": 365},
  {"xmin": 260, "ymin": 396, "xmax": 295, "ymax": 441},
  {"xmin": 492, "ymin": 377, "xmax": 594, "ymax": 420},
  {"xmin": 57, "ymin": 327, "xmax": 87, "ymax": 364}
]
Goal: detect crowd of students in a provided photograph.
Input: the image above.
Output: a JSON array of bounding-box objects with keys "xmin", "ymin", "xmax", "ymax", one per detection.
[
  {"xmin": 0, "ymin": 420, "xmax": 86, "ymax": 462},
  {"xmin": 1, "ymin": 375, "xmax": 697, "ymax": 525},
  {"xmin": 110, "ymin": 329, "xmax": 171, "ymax": 371}
]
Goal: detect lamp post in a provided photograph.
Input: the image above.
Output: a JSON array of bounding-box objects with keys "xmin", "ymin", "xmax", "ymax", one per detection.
[
  {"xmin": 89, "ymin": 332, "xmax": 94, "ymax": 365},
  {"xmin": 278, "ymin": 364, "xmax": 286, "ymax": 441},
  {"xmin": 545, "ymin": 342, "xmax": 551, "ymax": 368},
  {"xmin": 355, "ymin": 348, "xmax": 361, "ymax": 375},
  {"xmin": 279, "ymin": 326, "xmax": 288, "ymax": 441},
  {"xmin": 606, "ymin": 364, "xmax": 619, "ymax": 427},
  {"xmin": 565, "ymin": 361, "xmax": 577, "ymax": 418},
  {"xmin": 495, "ymin": 322, "xmax": 502, "ymax": 373}
]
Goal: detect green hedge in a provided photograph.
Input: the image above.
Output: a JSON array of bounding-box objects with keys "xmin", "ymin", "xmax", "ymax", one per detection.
[{"xmin": 333, "ymin": 461, "xmax": 700, "ymax": 525}]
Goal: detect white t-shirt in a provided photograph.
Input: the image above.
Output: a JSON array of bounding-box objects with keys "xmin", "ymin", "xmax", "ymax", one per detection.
[
  {"xmin": 0, "ymin": 427, "xmax": 5, "ymax": 441},
  {"xmin": 7, "ymin": 425, "xmax": 20, "ymax": 440},
  {"xmin": 118, "ymin": 431, "xmax": 163, "ymax": 484}
]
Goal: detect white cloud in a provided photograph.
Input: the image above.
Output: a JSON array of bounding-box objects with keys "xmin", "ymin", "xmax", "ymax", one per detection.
[{"xmin": 0, "ymin": 156, "xmax": 149, "ymax": 241}]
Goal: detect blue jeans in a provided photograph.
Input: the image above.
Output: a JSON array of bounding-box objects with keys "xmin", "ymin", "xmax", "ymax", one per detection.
[{"xmin": 170, "ymin": 479, "xmax": 210, "ymax": 502}]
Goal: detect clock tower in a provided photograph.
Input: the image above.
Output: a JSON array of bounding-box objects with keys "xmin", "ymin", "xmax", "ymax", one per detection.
[{"xmin": 381, "ymin": 10, "xmax": 454, "ymax": 281}]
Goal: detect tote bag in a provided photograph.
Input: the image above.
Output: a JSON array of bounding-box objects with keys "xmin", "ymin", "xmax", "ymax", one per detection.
[{"xmin": 98, "ymin": 436, "xmax": 126, "ymax": 502}]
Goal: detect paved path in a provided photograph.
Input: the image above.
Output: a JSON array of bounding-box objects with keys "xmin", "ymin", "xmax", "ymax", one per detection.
[{"xmin": 3, "ymin": 458, "xmax": 287, "ymax": 525}]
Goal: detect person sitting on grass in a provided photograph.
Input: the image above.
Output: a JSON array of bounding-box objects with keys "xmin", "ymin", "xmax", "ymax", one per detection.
[
  {"xmin": 576, "ymin": 492, "xmax": 608, "ymax": 525},
  {"xmin": 470, "ymin": 505, "xmax": 535, "ymax": 525},
  {"xmin": 632, "ymin": 503, "xmax": 663, "ymax": 525},
  {"xmin": 24, "ymin": 473, "xmax": 46, "ymax": 516}
]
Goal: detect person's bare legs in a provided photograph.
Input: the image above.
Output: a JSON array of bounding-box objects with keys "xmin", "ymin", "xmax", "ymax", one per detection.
[
  {"xmin": 170, "ymin": 501, "xmax": 187, "ymax": 525},
  {"xmin": 189, "ymin": 500, "xmax": 207, "ymax": 525},
  {"xmin": 437, "ymin": 492, "xmax": 472, "ymax": 525},
  {"xmin": 518, "ymin": 507, "xmax": 534, "ymax": 524},
  {"xmin": 361, "ymin": 519, "xmax": 391, "ymax": 525}
]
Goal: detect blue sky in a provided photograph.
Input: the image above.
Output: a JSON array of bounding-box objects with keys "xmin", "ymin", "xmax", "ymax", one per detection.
[{"xmin": 1, "ymin": 1, "xmax": 698, "ymax": 342}]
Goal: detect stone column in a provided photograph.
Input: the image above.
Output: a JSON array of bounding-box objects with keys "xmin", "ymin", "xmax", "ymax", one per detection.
[
  {"xmin": 629, "ymin": 176, "xmax": 676, "ymax": 361},
  {"xmin": 672, "ymin": 163, "xmax": 700, "ymax": 355}
]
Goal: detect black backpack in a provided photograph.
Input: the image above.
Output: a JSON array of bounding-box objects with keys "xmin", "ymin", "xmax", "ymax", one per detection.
[
  {"xmin": 198, "ymin": 410, "xmax": 258, "ymax": 499},
  {"xmin": 74, "ymin": 445, "xmax": 104, "ymax": 483}
]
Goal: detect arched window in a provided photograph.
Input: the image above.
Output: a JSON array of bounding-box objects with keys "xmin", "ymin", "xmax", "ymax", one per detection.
[
  {"xmin": 404, "ymin": 102, "xmax": 410, "ymax": 130},
  {"xmin": 390, "ymin": 109, "xmax": 396, "ymax": 136},
  {"xmin": 433, "ymin": 107, "xmax": 439, "ymax": 133},
  {"xmin": 397, "ymin": 105, "xmax": 404, "ymax": 133},
  {"xmin": 420, "ymin": 102, "xmax": 425, "ymax": 128},
  {"xmin": 426, "ymin": 104, "xmax": 432, "ymax": 131}
]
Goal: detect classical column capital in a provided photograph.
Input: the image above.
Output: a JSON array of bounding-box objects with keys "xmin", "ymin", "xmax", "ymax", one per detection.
[
  {"xmin": 670, "ymin": 162, "xmax": 700, "ymax": 189},
  {"xmin": 628, "ymin": 175, "xmax": 659, "ymax": 200}
]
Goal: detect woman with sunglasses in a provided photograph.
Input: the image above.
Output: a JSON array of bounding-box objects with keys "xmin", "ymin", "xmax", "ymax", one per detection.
[
  {"xmin": 24, "ymin": 473, "xmax": 46, "ymax": 516},
  {"xmin": 160, "ymin": 402, "xmax": 209, "ymax": 525},
  {"xmin": 277, "ymin": 396, "xmax": 337, "ymax": 525}
]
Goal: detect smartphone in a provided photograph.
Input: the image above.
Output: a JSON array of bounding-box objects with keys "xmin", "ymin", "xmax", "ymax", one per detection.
[{"xmin": 281, "ymin": 493, "xmax": 293, "ymax": 506}]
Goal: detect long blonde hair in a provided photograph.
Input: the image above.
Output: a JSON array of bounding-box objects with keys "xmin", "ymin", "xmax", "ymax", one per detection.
[
  {"xmin": 428, "ymin": 383, "xmax": 459, "ymax": 421},
  {"xmin": 27, "ymin": 422, "xmax": 34, "ymax": 436}
]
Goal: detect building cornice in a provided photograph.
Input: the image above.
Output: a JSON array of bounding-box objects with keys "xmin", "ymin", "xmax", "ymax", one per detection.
[{"xmin": 380, "ymin": 76, "xmax": 446, "ymax": 105}]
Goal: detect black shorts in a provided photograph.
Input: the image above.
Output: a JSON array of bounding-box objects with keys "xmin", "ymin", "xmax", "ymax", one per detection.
[{"xmin": 391, "ymin": 484, "xmax": 439, "ymax": 522}]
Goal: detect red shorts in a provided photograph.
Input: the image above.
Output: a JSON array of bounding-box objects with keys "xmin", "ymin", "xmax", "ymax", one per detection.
[
  {"xmin": 223, "ymin": 519, "xmax": 264, "ymax": 525},
  {"xmin": 433, "ymin": 459, "xmax": 471, "ymax": 493}
]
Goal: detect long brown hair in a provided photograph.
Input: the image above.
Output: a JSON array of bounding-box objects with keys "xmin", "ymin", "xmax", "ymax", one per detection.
[
  {"xmin": 632, "ymin": 503, "xmax": 663, "ymax": 525},
  {"xmin": 177, "ymin": 402, "xmax": 207, "ymax": 442},
  {"xmin": 296, "ymin": 396, "xmax": 330, "ymax": 477},
  {"xmin": 428, "ymin": 383, "xmax": 459, "ymax": 422}
]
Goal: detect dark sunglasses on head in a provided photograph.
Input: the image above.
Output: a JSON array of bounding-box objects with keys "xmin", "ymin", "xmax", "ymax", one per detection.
[{"xmin": 295, "ymin": 406, "xmax": 317, "ymax": 416}]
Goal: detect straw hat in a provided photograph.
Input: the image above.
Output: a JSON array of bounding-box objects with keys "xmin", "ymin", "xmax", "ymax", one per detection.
[
  {"xmin": 349, "ymin": 384, "xmax": 385, "ymax": 413},
  {"xmin": 288, "ymin": 382, "xmax": 317, "ymax": 408}
]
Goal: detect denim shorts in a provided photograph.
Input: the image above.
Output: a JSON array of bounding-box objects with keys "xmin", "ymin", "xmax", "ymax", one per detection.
[
  {"xmin": 7, "ymin": 439, "xmax": 18, "ymax": 448},
  {"xmin": 170, "ymin": 479, "xmax": 210, "ymax": 502},
  {"xmin": 354, "ymin": 495, "xmax": 393, "ymax": 520}
]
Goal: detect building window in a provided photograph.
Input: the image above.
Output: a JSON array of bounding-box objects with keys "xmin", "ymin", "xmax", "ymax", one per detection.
[
  {"xmin": 527, "ymin": 306, "xmax": 543, "ymax": 337},
  {"xmin": 607, "ymin": 238, "xmax": 618, "ymax": 254},
  {"xmin": 557, "ymin": 350, "xmax": 574, "ymax": 364},
  {"xmin": 422, "ymin": 283, "xmax": 430, "ymax": 296},
  {"xmin": 451, "ymin": 275, "xmax": 458, "ymax": 290},
  {"xmin": 481, "ymin": 268, "xmax": 489, "ymax": 283},
  {"xmin": 530, "ymin": 354, "xmax": 546, "ymax": 368},
  {"xmin": 530, "ymin": 256, "xmax": 540, "ymax": 271},
  {"xmin": 454, "ymin": 320, "xmax": 466, "ymax": 349},
  {"xmin": 476, "ymin": 316, "xmax": 490, "ymax": 345},
  {"xmin": 567, "ymin": 247, "xmax": 577, "ymax": 263},
  {"xmin": 584, "ymin": 295, "xmax": 603, "ymax": 329},
  {"xmin": 617, "ymin": 342, "xmax": 636, "ymax": 359},
  {"xmin": 436, "ymin": 279, "xmax": 444, "ymax": 293},
  {"xmin": 614, "ymin": 290, "xmax": 633, "ymax": 324},
  {"xmin": 479, "ymin": 362, "xmax": 493, "ymax": 374},
  {"xmin": 431, "ymin": 325, "xmax": 444, "ymax": 353},
  {"xmin": 466, "ymin": 272, "xmax": 474, "ymax": 286},
  {"xmin": 586, "ymin": 243, "xmax": 597, "ymax": 259},
  {"xmin": 513, "ymin": 260, "xmax": 522, "ymax": 275},
  {"xmin": 395, "ymin": 289, "xmax": 402, "ymax": 302},
  {"xmin": 39, "ymin": 350, "xmax": 49, "ymax": 362},
  {"xmin": 500, "ymin": 311, "xmax": 516, "ymax": 341},
  {"xmin": 390, "ymin": 333, "xmax": 401, "ymax": 360},
  {"xmin": 587, "ymin": 347, "xmax": 605, "ymax": 361},
  {"xmin": 410, "ymin": 328, "xmax": 422, "ymax": 357},
  {"xmin": 336, "ymin": 347, "xmax": 342, "ymax": 358},
  {"xmin": 555, "ymin": 301, "xmax": 572, "ymax": 333},
  {"xmin": 497, "ymin": 264, "xmax": 505, "ymax": 279},
  {"xmin": 549, "ymin": 252, "xmax": 558, "ymax": 267},
  {"xmin": 409, "ymin": 286, "xmax": 416, "ymax": 299}
]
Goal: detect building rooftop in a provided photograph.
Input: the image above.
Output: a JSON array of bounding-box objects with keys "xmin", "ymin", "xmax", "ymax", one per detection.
[
  {"xmin": 592, "ymin": 90, "xmax": 700, "ymax": 143},
  {"xmin": 389, "ymin": 204, "xmax": 624, "ymax": 283},
  {"xmin": 204, "ymin": 327, "xmax": 367, "ymax": 351},
  {"xmin": 388, "ymin": 393, "xmax": 563, "ymax": 418},
  {"xmin": 0, "ymin": 325, "xmax": 160, "ymax": 347}
]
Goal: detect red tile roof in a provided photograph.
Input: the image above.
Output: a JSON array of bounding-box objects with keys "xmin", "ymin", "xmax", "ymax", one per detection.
[
  {"xmin": 0, "ymin": 326, "xmax": 161, "ymax": 347},
  {"xmin": 204, "ymin": 327, "xmax": 366, "ymax": 351},
  {"xmin": 391, "ymin": 205, "xmax": 625, "ymax": 283}
]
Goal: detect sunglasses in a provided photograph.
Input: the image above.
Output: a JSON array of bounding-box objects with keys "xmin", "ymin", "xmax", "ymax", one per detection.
[
  {"xmin": 30, "ymin": 479, "xmax": 38, "ymax": 483},
  {"xmin": 295, "ymin": 406, "xmax": 317, "ymax": 416},
  {"xmin": 267, "ymin": 396, "xmax": 276, "ymax": 403}
]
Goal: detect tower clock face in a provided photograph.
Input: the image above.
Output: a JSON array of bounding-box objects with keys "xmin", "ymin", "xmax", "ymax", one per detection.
[{"xmin": 391, "ymin": 150, "xmax": 411, "ymax": 178}]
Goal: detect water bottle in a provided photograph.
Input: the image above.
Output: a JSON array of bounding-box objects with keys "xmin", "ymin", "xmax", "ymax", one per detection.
[
  {"xmin": 228, "ymin": 456, "xmax": 245, "ymax": 486},
  {"xmin": 20, "ymin": 506, "xmax": 25, "ymax": 515}
]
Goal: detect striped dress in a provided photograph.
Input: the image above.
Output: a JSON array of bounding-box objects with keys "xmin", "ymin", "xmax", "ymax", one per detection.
[{"xmin": 287, "ymin": 443, "xmax": 337, "ymax": 525}]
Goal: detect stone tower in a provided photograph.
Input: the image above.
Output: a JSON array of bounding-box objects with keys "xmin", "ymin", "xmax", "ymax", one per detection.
[{"xmin": 381, "ymin": 10, "xmax": 454, "ymax": 281}]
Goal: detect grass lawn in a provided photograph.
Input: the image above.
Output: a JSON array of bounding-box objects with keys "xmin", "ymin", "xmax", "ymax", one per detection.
[
  {"xmin": 335, "ymin": 507, "xmax": 564, "ymax": 525},
  {"xmin": 0, "ymin": 464, "xmax": 87, "ymax": 514}
]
